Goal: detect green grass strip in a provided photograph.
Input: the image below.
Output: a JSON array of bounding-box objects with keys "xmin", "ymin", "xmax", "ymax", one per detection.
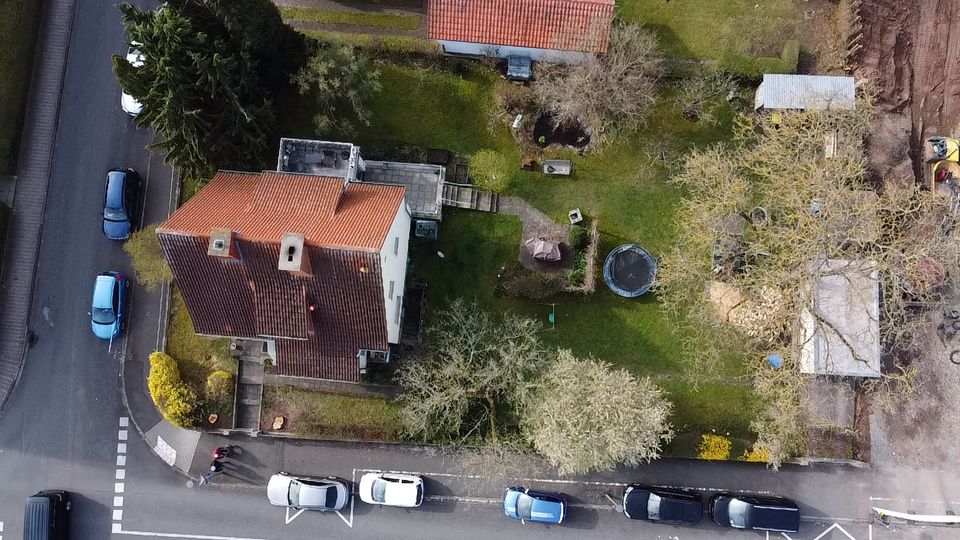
[
  {"xmin": 279, "ymin": 6, "xmax": 420, "ymax": 30},
  {"xmin": 298, "ymin": 29, "xmax": 440, "ymax": 55}
]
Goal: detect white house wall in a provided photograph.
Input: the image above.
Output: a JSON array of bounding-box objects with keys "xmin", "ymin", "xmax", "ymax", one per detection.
[
  {"xmin": 380, "ymin": 202, "xmax": 412, "ymax": 343},
  {"xmin": 439, "ymin": 40, "xmax": 591, "ymax": 63}
]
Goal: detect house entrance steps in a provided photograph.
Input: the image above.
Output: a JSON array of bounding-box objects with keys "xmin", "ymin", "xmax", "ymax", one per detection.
[
  {"xmin": 233, "ymin": 342, "xmax": 264, "ymax": 433},
  {"xmin": 441, "ymin": 182, "xmax": 499, "ymax": 212}
]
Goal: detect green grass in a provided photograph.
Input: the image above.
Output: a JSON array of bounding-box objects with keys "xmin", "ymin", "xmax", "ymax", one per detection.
[
  {"xmin": 264, "ymin": 386, "xmax": 403, "ymax": 441},
  {"xmin": 296, "ymin": 29, "xmax": 440, "ymax": 55},
  {"xmin": 279, "ymin": 6, "xmax": 420, "ymax": 30},
  {"xmin": 0, "ymin": 0, "xmax": 43, "ymax": 173},
  {"xmin": 617, "ymin": 0, "xmax": 800, "ymax": 61},
  {"xmin": 167, "ymin": 289, "xmax": 235, "ymax": 389}
]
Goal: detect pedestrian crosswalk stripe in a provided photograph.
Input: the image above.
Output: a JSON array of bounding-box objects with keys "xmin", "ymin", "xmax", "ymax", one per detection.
[
  {"xmin": 118, "ymin": 443, "xmax": 127, "ymax": 454},
  {"xmin": 119, "ymin": 417, "xmax": 129, "ymax": 427},
  {"xmin": 113, "ymin": 510, "xmax": 123, "ymax": 521},
  {"xmin": 116, "ymin": 469, "xmax": 126, "ymax": 480},
  {"xmin": 119, "ymin": 429, "xmax": 128, "ymax": 441},
  {"xmin": 114, "ymin": 496, "xmax": 124, "ymax": 507},
  {"xmin": 115, "ymin": 482, "xmax": 125, "ymax": 493},
  {"xmin": 117, "ymin": 455, "xmax": 126, "ymax": 466}
]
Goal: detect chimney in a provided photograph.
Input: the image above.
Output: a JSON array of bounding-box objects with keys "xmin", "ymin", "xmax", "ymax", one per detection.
[
  {"xmin": 207, "ymin": 228, "xmax": 239, "ymax": 259},
  {"xmin": 278, "ymin": 232, "xmax": 312, "ymax": 276}
]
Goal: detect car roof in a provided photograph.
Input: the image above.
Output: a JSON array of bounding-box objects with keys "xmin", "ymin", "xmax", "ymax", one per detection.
[
  {"xmin": 378, "ymin": 476, "xmax": 421, "ymax": 506},
  {"xmin": 93, "ymin": 274, "xmax": 116, "ymax": 307},
  {"xmin": 296, "ymin": 481, "xmax": 337, "ymax": 508},
  {"xmin": 528, "ymin": 493, "xmax": 563, "ymax": 521},
  {"xmin": 106, "ymin": 171, "xmax": 126, "ymax": 206}
]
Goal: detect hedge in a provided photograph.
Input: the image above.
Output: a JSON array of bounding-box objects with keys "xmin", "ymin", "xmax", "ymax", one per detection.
[{"xmin": 148, "ymin": 351, "xmax": 197, "ymax": 428}]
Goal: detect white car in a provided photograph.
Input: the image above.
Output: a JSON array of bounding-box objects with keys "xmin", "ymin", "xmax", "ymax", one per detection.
[
  {"xmin": 358, "ymin": 472, "xmax": 425, "ymax": 507},
  {"xmin": 267, "ymin": 472, "xmax": 349, "ymax": 511},
  {"xmin": 120, "ymin": 43, "xmax": 144, "ymax": 116}
]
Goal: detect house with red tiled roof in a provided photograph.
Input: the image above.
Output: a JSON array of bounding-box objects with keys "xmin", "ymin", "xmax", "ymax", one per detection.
[
  {"xmin": 428, "ymin": 0, "xmax": 614, "ymax": 65},
  {"xmin": 157, "ymin": 168, "xmax": 413, "ymax": 382}
]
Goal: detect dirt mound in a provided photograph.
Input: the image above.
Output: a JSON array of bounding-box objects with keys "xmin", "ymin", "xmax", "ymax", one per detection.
[{"xmin": 853, "ymin": 0, "xmax": 960, "ymax": 175}]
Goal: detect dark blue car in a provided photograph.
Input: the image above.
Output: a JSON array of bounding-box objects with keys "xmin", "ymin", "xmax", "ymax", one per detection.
[
  {"xmin": 102, "ymin": 168, "xmax": 140, "ymax": 240},
  {"xmin": 503, "ymin": 487, "xmax": 567, "ymax": 524},
  {"xmin": 90, "ymin": 271, "xmax": 128, "ymax": 340}
]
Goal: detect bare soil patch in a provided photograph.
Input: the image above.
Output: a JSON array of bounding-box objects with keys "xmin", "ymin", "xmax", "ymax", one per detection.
[{"xmin": 853, "ymin": 0, "xmax": 960, "ymax": 179}]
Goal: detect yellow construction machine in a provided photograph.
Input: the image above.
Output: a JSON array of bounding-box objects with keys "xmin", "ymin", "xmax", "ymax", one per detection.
[{"xmin": 926, "ymin": 136, "xmax": 960, "ymax": 196}]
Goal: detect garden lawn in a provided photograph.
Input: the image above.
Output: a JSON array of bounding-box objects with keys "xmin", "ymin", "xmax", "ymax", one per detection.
[
  {"xmin": 262, "ymin": 386, "xmax": 402, "ymax": 441},
  {"xmin": 278, "ymin": 6, "xmax": 420, "ymax": 30},
  {"xmin": 617, "ymin": 0, "xmax": 800, "ymax": 60},
  {"xmin": 0, "ymin": 0, "xmax": 43, "ymax": 173}
]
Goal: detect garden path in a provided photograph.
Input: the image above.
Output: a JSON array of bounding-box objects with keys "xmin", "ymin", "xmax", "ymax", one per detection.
[{"xmin": 498, "ymin": 196, "xmax": 571, "ymax": 272}]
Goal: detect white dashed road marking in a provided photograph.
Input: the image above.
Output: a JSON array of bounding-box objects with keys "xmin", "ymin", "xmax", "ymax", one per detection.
[{"xmin": 114, "ymin": 417, "xmax": 128, "ymax": 529}]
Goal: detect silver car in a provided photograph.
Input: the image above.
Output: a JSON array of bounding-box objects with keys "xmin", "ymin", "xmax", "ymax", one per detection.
[
  {"xmin": 358, "ymin": 472, "xmax": 425, "ymax": 507},
  {"xmin": 267, "ymin": 472, "xmax": 349, "ymax": 511}
]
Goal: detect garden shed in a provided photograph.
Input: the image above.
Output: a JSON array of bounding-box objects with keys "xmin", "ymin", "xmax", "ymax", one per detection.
[
  {"xmin": 798, "ymin": 259, "xmax": 881, "ymax": 378},
  {"xmin": 754, "ymin": 74, "xmax": 856, "ymax": 111}
]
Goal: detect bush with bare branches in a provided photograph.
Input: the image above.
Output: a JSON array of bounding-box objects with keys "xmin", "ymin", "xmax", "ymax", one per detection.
[
  {"xmin": 395, "ymin": 298, "xmax": 544, "ymax": 444},
  {"xmin": 532, "ymin": 23, "xmax": 663, "ymax": 137}
]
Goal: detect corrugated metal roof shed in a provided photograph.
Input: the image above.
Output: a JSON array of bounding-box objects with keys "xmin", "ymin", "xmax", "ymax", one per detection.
[{"xmin": 755, "ymin": 74, "xmax": 856, "ymax": 111}]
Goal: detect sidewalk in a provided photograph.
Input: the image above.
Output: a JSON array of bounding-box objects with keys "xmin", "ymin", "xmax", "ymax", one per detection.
[{"xmin": 0, "ymin": 0, "xmax": 78, "ymax": 409}]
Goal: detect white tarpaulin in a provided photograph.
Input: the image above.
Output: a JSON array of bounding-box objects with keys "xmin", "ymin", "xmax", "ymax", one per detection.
[{"xmin": 525, "ymin": 237, "xmax": 561, "ymax": 261}]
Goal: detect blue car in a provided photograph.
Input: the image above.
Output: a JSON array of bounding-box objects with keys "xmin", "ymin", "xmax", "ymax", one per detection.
[
  {"xmin": 503, "ymin": 487, "xmax": 567, "ymax": 524},
  {"xmin": 102, "ymin": 168, "xmax": 140, "ymax": 240},
  {"xmin": 91, "ymin": 272, "xmax": 128, "ymax": 339}
]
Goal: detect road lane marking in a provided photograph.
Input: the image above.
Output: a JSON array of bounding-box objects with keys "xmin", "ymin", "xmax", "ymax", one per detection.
[
  {"xmin": 114, "ymin": 496, "xmax": 124, "ymax": 507},
  {"xmin": 119, "ymin": 430, "xmax": 128, "ymax": 441},
  {"xmin": 115, "ymin": 527, "xmax": 270, "ymax": 540},
  {"xmin": 353, "ymin": 467, "xmax": 772, "ymax": 494},
  {"xmin": 118, "ymin": 443, "xmax": 127, "ymax": 454},
  {"xmin": 120, "ymin": 417, "xmax": 129, "ymax": 427},
  {"xmin": 870, "ymin": 495, "xmax": 960, "ymax": 505},
  {"xmin": 283, "ymin": 507, "xmax": 306, "ymax": 524},
  {"xmin": 117, "ymin": 455, "xmax": 126, "ymax": 466},
  {"xmin": 115, "ymin": 483, "xmax": 125, "ymax": 494},
  {"xmin": 812, "ymin": 523, "xmax": 856, "ymax": 540},
  {"xmin": 113, "ymin": 510, "xmax": 123, "ymax": 521},
  {"xmin": 116, "ymin": 469, "xmax": 126, "ymax": 480}
]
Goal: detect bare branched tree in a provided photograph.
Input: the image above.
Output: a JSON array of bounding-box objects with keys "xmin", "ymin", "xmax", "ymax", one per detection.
[
  {"xmin": 658, "ymin": 96, "xmax": 960, "ymax": 468},
  {"xmin": 395, "ymin": 298, "xmax": 544, "ymax": 444},
  {"xmin": 522, "ymin": 350, "xmax": 674, "ymax": 475},
  {"xmin": 532, "ymin": 23, "xmax": 663, "ymax": 137}
]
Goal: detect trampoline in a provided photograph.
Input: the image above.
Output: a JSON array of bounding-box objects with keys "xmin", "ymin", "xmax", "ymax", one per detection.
[{"xmin": 603, "ymin": 244, "xmax": 657, "ymax": 298}]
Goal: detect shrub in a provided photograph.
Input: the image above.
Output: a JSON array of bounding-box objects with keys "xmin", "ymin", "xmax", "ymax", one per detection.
[
  {"xmin": 494, "ymin": 82, "xmax": 537, "ymax": 114},
  {"xmin": 205, "ymin": 370, "xmax": 233, "ymax": 404},
  {"xmin": 147, "ymin": 351, "xmax": 197, "ymax": 428},
  {"xmin": 503, "ymin": 269, "xmax": 563, "ymax": 300},
  {"xmin": 567, "ymin": 252, "xmax": 587, "ymax": 286},
  {"xmin": 568, "ymin": 226, "xmax": 589, "ymax": 251},
  {"xmin": 741, "ymin": 446, "xmax": 770, "ymax": 463},
  {"xmin": 124, "ymin": 224, "xmax": 173, "ymax": 293},
  {"xmin": 698, "ymin": 434, "xmax": 732, "ymax": 460},
  {"xmin": 469, "ymin": 149, "xmax": 513, "ymax": 192}
]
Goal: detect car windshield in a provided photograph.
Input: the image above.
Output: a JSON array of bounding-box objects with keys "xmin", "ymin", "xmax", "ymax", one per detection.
[
  {"xmin": 324, "ymin": 485, "xmax": 337, "ymax": 508},
  {"xmin": 728, "ymin": 499, "xmax": 750, "ymax": 528},
  {"xmin": 372, "ymin": 479, "xmax": 387, "ymax": 503},
  {"xmin": 516, "ymin": 493, "xmax": 533, "ymax": 520},
  {"xmin": 288, "ymin": 481, "xmax": 300, "ymax": 506},
  {"xmin": 92, "ymin": 307, "xmax": 115, "ymax": 325},
  {"xmin": 647, "ymin": 493, "xmax": 662, "ymax": 520},
  {"xmin": 104, "ymin": 174, "xmax": 126, "ymax": 220}
]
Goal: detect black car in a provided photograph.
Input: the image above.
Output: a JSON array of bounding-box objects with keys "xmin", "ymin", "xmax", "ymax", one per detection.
[
  {"xmin": 102, "ymin": 168, "xmax": 141, "ymax": 240},
  {"xmin": 709, "ymin": 493, "xmax": 800, "ymax": 533},
  {"xmin": 622, "ymin": 485, "xmax": 702, "ymax": 525},
  {"xmin": 24, "ymin": 490, "xmax": 71, "ymax": 540}
]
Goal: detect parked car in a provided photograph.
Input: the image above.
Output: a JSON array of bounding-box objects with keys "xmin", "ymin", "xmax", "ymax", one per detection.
[
  {"xmin": 622, "ymin": 484, "xmax": 702, "ymax": 525},
  {"xmin": 121, "ymin": 43, "xmax": 144, "ymax": 116},
  {"xmin": 267, "ymin": 472, "xmax": 349, "ymax": 511},
  {"xmin": 102, "ymin": 168, "xmax": 140, "ymax": 240},
  {"xmin": 24, "ymin": 490, "xmax": 71, "ymax": 540},
  {"xmin": 503, "ymin": 486, "xmax": 567, "ymax": 524},
  {"xmin": 358, "ymin": 472, "xmax": 425, "ymax": 507},
  {"xmin": 709, "ymin": 493, "xmax": 800, "ymax": 533},
  {"xmin": 90, "ymin": 271, "xmax": 128, "ymax": 340}
]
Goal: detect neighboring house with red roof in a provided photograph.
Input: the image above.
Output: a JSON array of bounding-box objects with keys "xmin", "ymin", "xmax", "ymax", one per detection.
[
  {"xmin": 428, "ymin": 0, "xmax": 614, "ymax": 64},
  {"xmin": 157, "ymin": 168, "xmax": 412, "ymax": 382}
]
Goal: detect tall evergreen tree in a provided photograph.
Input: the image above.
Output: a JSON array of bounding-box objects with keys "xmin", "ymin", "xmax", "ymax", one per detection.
[{"xmin": 113, "ymin": 1, "xmax": 305, "ymax": 179}]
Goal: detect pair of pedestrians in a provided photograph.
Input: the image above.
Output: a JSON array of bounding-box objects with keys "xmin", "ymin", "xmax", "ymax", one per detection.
[{"xmin": 199, "ymin": 446, "xmax": 237, "ymax": 486}]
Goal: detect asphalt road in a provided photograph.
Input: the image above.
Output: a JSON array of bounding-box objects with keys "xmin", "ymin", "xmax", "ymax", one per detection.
[{"xmin": 3, "ymin": 0, "xmax": 960, "ymax": 539}]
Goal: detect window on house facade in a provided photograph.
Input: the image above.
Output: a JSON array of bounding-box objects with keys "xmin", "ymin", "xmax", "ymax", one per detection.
[
  {"xmin": 388, "ymin": 280, "xmax": 395, "ymax": 300},
  {"xmin": 394, "ymin": 296, "xmax": 403, "ymax": 324},
  {"xmin": 393, "ymin": 236, "xmax": 400, "ymax": 256}
]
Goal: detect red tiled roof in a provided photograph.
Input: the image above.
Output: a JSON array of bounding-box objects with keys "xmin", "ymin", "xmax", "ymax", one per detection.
[
  {"xmin": 158, "ymin": 170, "xmax": 403, "ymax": 382},
  {"xmin": 428, "ymin": 0, "xmax": 614, "ymax": 54},
  {"xmin": 159, "ymin": 171, "xmax": 406, "ymax": 251}
]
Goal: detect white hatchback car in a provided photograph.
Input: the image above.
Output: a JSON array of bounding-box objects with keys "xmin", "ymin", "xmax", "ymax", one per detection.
[
  {"xmin": 358, "ymin": 472, "xmax": 425, "ymax": 507},
  {"xmin": 267, "ymin": 472, "xmax": 349, "ymax": 511},
  {"xmin": 121, "ymin": 43, "xmax": 144, "ymax": 116}
]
